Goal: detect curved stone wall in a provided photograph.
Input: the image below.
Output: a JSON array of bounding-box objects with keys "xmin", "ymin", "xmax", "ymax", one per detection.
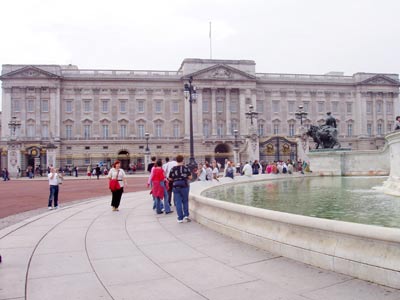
[{"xmin": 189, "ymin": 175, "xmax": 400, "ymax": 289}]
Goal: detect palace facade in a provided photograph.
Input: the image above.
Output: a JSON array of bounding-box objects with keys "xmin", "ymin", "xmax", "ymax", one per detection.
[{"xmin": 1, "ymin": 58, "xmax": 399, "ymax": 174}]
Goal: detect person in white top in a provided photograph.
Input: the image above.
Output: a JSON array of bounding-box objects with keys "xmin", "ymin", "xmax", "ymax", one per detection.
[
  {"xmin": 107, "ymin": 160, "xmax": 127, "ymax": 211},
  {"xmin": 48, "ymin": 167, "xmax": 63, "ymax": 210},
  {"xmin": 164, "ymin": 157, "xmax": 178, "ymax": 205},
  {"xmin": 211, "ymin": 161, "xmax": 219, "ymax": 181},
  {"xmin": 242, "ymin": 162, "xmax": 253, "ymax": 177},
  {"xmin": 197, "ymin": 163, "xmax": 207, "ymax": 181}
]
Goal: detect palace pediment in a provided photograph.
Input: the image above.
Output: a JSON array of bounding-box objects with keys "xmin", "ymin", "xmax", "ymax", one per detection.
[
  {"xmin": 0, "ymin": 66, "xmax": 61, "ymax": 79},
  {"xmin": 184, "ymin": 64, "xmax": 256, "ymax": 81},
  {"xmin": 359, "ymin": 75, "xmax": 400, "ymax": 86}
]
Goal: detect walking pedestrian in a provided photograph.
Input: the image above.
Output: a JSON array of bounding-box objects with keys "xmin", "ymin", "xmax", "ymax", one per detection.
[
  {"xmin": 168, "ymin": 155, "xmax": 192, "ymax": 223},
  {"xmin": 108, "ymin": 160, "xmax": 127, "ymax": 211},
  {"xmin": 47, "ymin": 167, "xmax": 63, "ymax": 209}
]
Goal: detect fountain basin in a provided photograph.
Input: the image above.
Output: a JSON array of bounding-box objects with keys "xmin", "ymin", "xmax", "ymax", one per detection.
[{"xmin": 189, "ymin": 175, "xmax": 400, "ymax": 289}]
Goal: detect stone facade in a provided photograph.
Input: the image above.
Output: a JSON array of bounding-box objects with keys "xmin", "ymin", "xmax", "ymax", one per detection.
[{"xmin": 1, "ymin": 58, "xmax": 399, "ymax": 174}]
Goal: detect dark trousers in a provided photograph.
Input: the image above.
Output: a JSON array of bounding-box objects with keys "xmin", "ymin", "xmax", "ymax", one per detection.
[
  {"xmin": 48, "ymin": 185, "xmax": 59, "ymax": 207},
  {"xmin": 111, "ymin": 187, "xmax": 124, "ymax": 208}
]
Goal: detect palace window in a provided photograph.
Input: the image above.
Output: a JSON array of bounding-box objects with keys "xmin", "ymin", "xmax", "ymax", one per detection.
[
  {"xmin": 137, "ymin": 100, "xmax": 145, "ymax": 113},
  {"xmin": 27, "ymin": 99, "xmax": 34, "ymax": 112},
  {"xmin": 83, "ymin": 100, "xmax": 91, "ymax": 113},
  {"xmin": 27, "ymin": 124, "xmax": 35, "ymax": 138},
  {"xmin": 102, "ymin": 100, "xmax": 109, "ymax": 113},
  {"xmin": 155, "ymin": 124, "xmax": 162, "ymax": 137},
  {"xmin": 173, "ymin": 124, "xmax": 180, "ymax": 138},
  {"xmin": 256, "ymin": 100, "xmax": 264, "ymax": 113},
  {"xmin": 318, "ymin": 102, "xmax": 325, "ymax": 113},
  {"xmin": 230, "ymin": 99, "xmax": 238, "ymax": 113},
  {"xmin": 203, "ymin": 99, "xmax": 209, "ymax": 112},
  {"xmin": 367, "ymin": 123, "xmax": 372, "ymax": 136},
  {"xmin": 120, "ymin": 100, "xmax": 127, "ymax": 113},
  {"xmin": 332, "ymin": 102, "xmax": 339, "ymax": 113},
  {"xmin": 42, "ymin": 125, "xmax": 49, "ymax": 139},
  {"xmin": 366, "ymin": 102, "xmax": 372, "ymax": 114},
  {"xmin": 84, "ymin": 125, "xmax": 91, "ymax": 139},
  {"xmin": 288, "ymin": 102, "xmax": 295, "ymax": 113},
  {"xmin": 120, "ymin": 124, "xmax": 127, "ymax": 138},
  {"xmin": 346, "ymin": 102, "xmax": 352, "ymax": 114},
  {"xmin": 102, "ymin": 125, "xmax": 109, "ymax": 139},
  {"xmin": 376, "ymin": 102, "xmax": 382, "ymax": 113},
  {"xmin": 258, "ymin": 123, "xmax": 265, "ymax": 136},
  {"xmin": 155, "ymin": 100, "xmax": 162, "ymax": 113},
  {"xmin": 138, "ymin": 124, "xmax": 145, "ymax": 138},
  {"xmin": 66, "ymin": 100, "xmax": 73, "ymax": 113},
  {"xmin": 273, "ymin": 124, "xmax": 279, "ymax": 135},
  {"xmin": 347, "ymin": 123, "xmax": 353, "ymax": 136},
  {"xmin": 203, "ymin": 121, "xmax": 210, "ymax": 137},
  {"xmin": 272, "ymin": 101, "xmax": 280, "ymax": 113},
  {"xmin": 41, "ymin": 100, "xmax": 49, "ymax": 112},
  {"xmin": 216, "ymin": 100, "xmax": 224, "ymax": 113},
  {"xmin": 66, "ymin": 125, "xmax": 72, "ymax": 139},
  {"xmin": 387, "ymin": 123, "xmax": 393, "ymax": 132},
  {"xmin": 377, "ymin": 123, "xmax": 383, "ymax": 135},
  {"xmin": 386, "ymin": 102, "xmax": 393, "ymax": 113},
  {"xmin": 289, "ymin": 124, "xmax": 295, "ymax": 137},
  {"xmin": 172, "ymin": 101, "xmax": 179, "ymax": 113},
  {"xmin": 12, "ymin": 99, "xmax": 20, "ymax": 113},
  {"xmin": 217, "ymin": 123, "xmax": 224, "ymax": 137}
]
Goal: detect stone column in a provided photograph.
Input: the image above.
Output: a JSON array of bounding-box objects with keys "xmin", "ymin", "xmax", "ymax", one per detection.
[
  {"xmin": 211, "ymin": 88, "xmax": 217, "ymax": 136},
  {"xmin": 372, "ymin": 92, "xmax": 377, "ymax": 136},
  {"xmin": 7, "ymin": 144, "xmax": 22, "ymax": 178},
  {"xmin": 225, "ymin": 88, "xmax": 231, "ymax": 135},
  {"xmin": 1, "ymin": 88, "xmax": 12, "ymax": 141},
  {"xmin": 239, "ymin": 89, "xmax": 246, "ymax": 135},
  {"xmin": 74, "ymin": 88, "xmax": 82, "ymax": 138},
  {"xmin": 50, "ymin": 87, "xmax": 61, "ymax": 141},
  {"xmin": 196, "ymin": 89, "xmax": 203, "ymax": 137},
  {"xmin": 383, "ymin": 93, "xmax": 388, "ymax": 133}
]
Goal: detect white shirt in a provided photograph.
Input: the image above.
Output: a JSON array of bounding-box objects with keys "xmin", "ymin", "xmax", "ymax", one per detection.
[
  {"xmin": 242, "ymin": 164, "xmax": 253, "ymax": 176},
  {"xmin": 165, "ymin": 160, "xmax": 177, "ymax": 178},
  {"xmin": 198, "ymin": 167, "xmax": 207, "ymax": 181},
  {"xmin": 48, "ymin": 172, "xmax": 60, "ymax": 185},
  {"xmin": 107, "ymin": 168, "xmax": 126, "ymax": 187}
]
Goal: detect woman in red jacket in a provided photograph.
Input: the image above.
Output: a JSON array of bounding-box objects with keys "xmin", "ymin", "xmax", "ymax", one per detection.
[{"xmin": 151, "ymin": 159, "xmax": 170, "ymax": 214}]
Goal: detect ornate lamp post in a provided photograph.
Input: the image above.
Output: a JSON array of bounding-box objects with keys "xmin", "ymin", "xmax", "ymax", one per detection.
[
  {"xmin": 8, "ymin": 116, "xmax": 21, "ymax": 140},
  {"xmin": 233, "ymin": 129, "xmax": 239, "ymax": 165},
  {"xmin": 184, "ymin": 76, "xmax": 197, "ymax": 174},
  {"xmin": 144, "ymin": 132, "xmax": 150, "ymax": 171},
  {"xmin": 145, "ymin": 132, "xmax": 150, "ymax": 153},
  {"xmin": 295, "ymin": 105, "xmax": 308, "ymax": 126},
  {"xmin": 245, "ymin": 104, "xmax": 258, "ymax": 126}
]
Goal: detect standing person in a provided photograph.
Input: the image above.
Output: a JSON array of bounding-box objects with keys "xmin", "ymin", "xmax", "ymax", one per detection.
[
  {"xmin": 107, "ymin": 160, "xmax": 127, "ymax": 211},
  {"xmin": 211, "ymin": 161, "xmax": 219, "ymax": 181},
  {"xmin": 87, "ymin": 165, "xmax": 92, "ymax": 179},
  {"xmin": 147, "ymin": 156, "xmax": 156, "ymax": 173},
  {"xmin": 224, "ymin": 161, "xmax": 235, "ymax": 179},
  {"xmin": 168, "ymin": 155, "xmax": 192, "ymax": 223},
  {"xmin": 2, "ymin": 168, "xmax": 10, "ymax": 181},
  {"xmin": 165, "ymin": 157, "xmax": 177, "ymax": 206},
  {"xmin": 16, "ymin": 166, "xmax": 21, "ymax": 178},
  {"xmin": 74, "ymin": 166, "xmax": 79, "ymax": 177},
  {"xmin": 252, "ymin": 160, "xmax": 261, "ymax": 175},
  {"xmin": 395, "ymin": 116, "xmax": 400, "ymax": 130},
  {"xmin": 197, "ymin": 163, "xmax": 207, "ymax": 181},
  {"xmin": 242, "ymin": 162, "xmax": 252, "ymax": 177},
  {"xmin": 47, "ymin": 167, "xmax": 63, "ymax": 210},
  {"xmin": 150, "ymin": 159, "xmax": 172, "ymax": 214},
  {"xmin": 96, "ymin": 164, "xmax": 101, "ymax": 180}
]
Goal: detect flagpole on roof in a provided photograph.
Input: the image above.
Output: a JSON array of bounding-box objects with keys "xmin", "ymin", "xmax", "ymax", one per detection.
[{"xmin": 209, "ymin": 21, "xmax": 212, "ymax": 59}]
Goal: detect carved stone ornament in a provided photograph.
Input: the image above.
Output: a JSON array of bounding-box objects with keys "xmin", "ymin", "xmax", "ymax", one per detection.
[{"xmin": 212, "ymin": 68, "xmax": 232, "ymax": 79}]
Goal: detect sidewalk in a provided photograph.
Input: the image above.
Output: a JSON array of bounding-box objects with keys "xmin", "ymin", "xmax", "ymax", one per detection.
[{"xmin": 1, "ymin": 191, "xmax": 399, "ymax": 300}]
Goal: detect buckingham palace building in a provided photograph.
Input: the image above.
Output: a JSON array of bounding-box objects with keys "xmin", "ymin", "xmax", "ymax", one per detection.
[{"xmin": 1, "ymin": 58, "xmax": 399, "ymax": 175}]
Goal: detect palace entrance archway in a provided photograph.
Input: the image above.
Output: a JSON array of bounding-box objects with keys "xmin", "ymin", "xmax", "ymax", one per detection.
[{"xmin": 214, "ymin": 143, "xmax": 230, "ymax": 168}]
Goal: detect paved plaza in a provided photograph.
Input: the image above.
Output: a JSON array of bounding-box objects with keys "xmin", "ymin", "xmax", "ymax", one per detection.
[{"xmin": 1, "ymin": 182, "xmax": 400, "ymax": 300}]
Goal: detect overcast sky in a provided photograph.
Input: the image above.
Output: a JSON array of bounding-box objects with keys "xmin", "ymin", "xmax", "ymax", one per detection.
[{"xmin": 1, "ymin": 0, "xmax": 400, "ymax": 108}]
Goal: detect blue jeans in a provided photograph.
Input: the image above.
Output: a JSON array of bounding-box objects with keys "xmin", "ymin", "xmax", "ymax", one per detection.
[
  {"xmin": 160, "ymin": 181, "xmax": 171, "ymax": 213},
  {"xmin": 173, "ymin": 186, "xmax": 189, "ymax": 221},
  {"xmin": 48, "ymin": 185, "xmax": 59, "ymax": 207}
]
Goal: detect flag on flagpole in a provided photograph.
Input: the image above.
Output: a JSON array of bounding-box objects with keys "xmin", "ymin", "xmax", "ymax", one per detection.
[{"xmin": 209, "ymin": 21, "xmax": 211, "ymax": 38}]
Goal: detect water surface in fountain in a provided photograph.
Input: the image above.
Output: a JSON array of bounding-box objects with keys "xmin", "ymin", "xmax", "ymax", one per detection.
[{"xmin": 202, "ymin": 176, "xmax": 400, "ymax": 228}]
